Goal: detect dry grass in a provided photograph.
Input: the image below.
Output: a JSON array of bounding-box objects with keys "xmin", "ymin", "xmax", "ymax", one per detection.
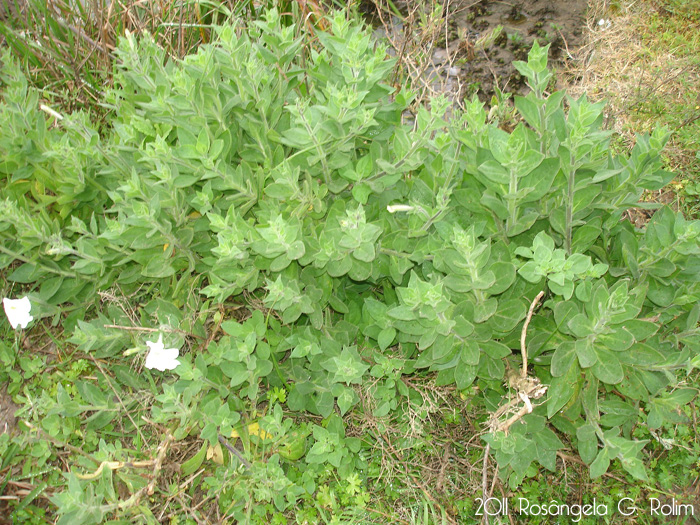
[
  {"xmin": 564, "ymin": 0, "xmax": 700, "ymax": 214},
  {"xmin": 1, "ymin": 0, "xmax": 215, "ymax": 110},
  {"xmin": 566, "ymin": 1, "xmax": 698, "ymax": 130},
  {"xmin": 346, "ymin": 374, "xmax": 485, "ymax": 523}
]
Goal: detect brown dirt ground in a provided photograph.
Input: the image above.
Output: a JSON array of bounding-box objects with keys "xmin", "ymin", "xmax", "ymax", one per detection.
[
  {"xmin": 369, "ymin": 0, "xmax": 588, "ymax": 107},
  {"xmin": 0, "ymin": 383, "xmax": 18, "ymax": 436},
  {"xmin": 448, "ymin": 0, "xmax": 589, "ymax": 100}
]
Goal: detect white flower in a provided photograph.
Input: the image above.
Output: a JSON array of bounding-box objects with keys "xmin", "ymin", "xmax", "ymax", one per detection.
[
  {"xmin": 3, "ymin": 296, "xmax": 33, "ymax": 329},
  {"xmin": 386, "ymin": 204, "xmax": 415, "ymax": 213},
  {"xmin": 145, "ymin": 334, "xmax": 180, "ymax": 371},
  {"xmin": 598, "ymin": 18, "xmax": 611, "ymax": 30}
]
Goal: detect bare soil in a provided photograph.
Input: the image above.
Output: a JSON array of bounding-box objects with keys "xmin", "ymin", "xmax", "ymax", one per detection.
[
  {"xmin": 0, "ymin": 384, "xmax": 18, "ymax": 435},
  {"xmin": 370, "ymin": 0, "xmax": 589, "ymax": 106},
  {"xmin": 449, "ymin": 0, "xmax": 588, "ymax": 99}
]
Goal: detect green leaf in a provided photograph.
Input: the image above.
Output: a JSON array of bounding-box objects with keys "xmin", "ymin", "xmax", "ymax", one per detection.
[
  {"xmin": 142, "ymin": 257, "xmax": 175, "ymax": 278},
  {"xmin": 551, "ymin": 341, "xmax": 576, "ymax": 377},
  {"xmin": 326, "ymin": 256, "xmax": 352, "ymax": 277},
  {"xmin": 76, "ymin": 380, "xmax": 107, "ymax": 406},
  {"xmin": 597, "ymin": 328, "xmax": 634, "ymax": 351},
  {"xmin": 520, "ymin": 157, "xmax": 560, "ymax": 202},
  {"xmin": 533, "ymin": 428, "xmax": 564, "ymax": 471},
  {"xmin": 8, "ymin": 263, "xmax": 44, "ymax": 283},
  {"xmin": 418, "ymin": 330, "xmax": 438, "ymax": 351},
  {"xmin": 646, "ymin": 258, "xmax": 676, "ymax": 278},
  {"xmin": 618, "ymin": 455, "xmax": 648, "ymax": 481},
  {"xmin": 181, "ymin": 442, "xmax": 207, "ymax": 476},
  {"xmin": 196, "ymin": 128, "xmax": 211, "ymax": 155},
  {"xmin": 589, "ymin": 447, "xmax": 610, "ymax": 478},
  {"xmin": 477, "ymin": 354, "xmax": 505, "ymax": 381},
  {"xmin": 507, "ymin": 441, "xmax": 537, "ymax": 488},
  {"xmin": 377, "ymin": 327, "xmax": 396, "ymax": 350},
  {"xmin": 353, "ymin": 242, "xmax": 376, "ymax": 263},
  {"xmin": 460, "ymin": 340, "xmax": 480, "ymax": 366},
  {"xmin": 479, "ymin": 160, "xmax": 510, "ymax": 184},
  {"xmin": 280, "ymin": 127, "xmax": 310, "ymax": 147},
  {"xmin": 572, "ymin": 221, "xmax": 602, "ymax": 253},
  {"xmin": 575, "ymin": 338, "xmax": 597, "ymax": 368},
  {"xmin": 221, "ymin": 362, "xmax": 248, "ymax": 387},
  {"xmin": 488, "ymin": 262, "xmax": 516, "ymax": 294},
  {"xmin": 388, "ymin": 305, "xmax": 415, "ymax": 321},
  {"xmin": 38, "ymin": 277, "xmax": 64, "ymax": 303},
  {"xmin": 554, "ymin": 301, "xmax": 579, "ymax": 332},
  {"xmin": 332, "ymin": 384, "xmax": 357, "ymax": 415},
  {"xmin": 68, "ymin": 319, "xmax": 129, "ymax": 358},
  {"xmin": 600, "ymin": 398, "xmax": 637, "ymax": 424},
  {"xmin": 489, "ymin": 299, "xmax": 525, "ymax": 333},
  {"xmin": 547, "ymin": 360, "xmax": 580, "ymax": 418},
  {"xmin": 480, "ymin": 340, "xmax": 511, "ymax": 359},
  {"xmin": 608, "ymin": 436, "xmax": 649, "ymax": 481},
  {"xmin": 620, "ymin": 343, "xmax": 665, "ymax": 366},
  {"xmin": 647, "ymin": 277, "xmax": 675, "ymax": 307},
  {"xmin": 619, "ymin": 320, "xmax": 658, "ymax": 341},
  {"xmin": 591, "ymin": 347, "xmax": 624, "ymax": 384},
  {"xmin": 323, "ymin": 346, "xmax": 370, "ymax": 385},
  {"xmin": 454, "ymin": 364, "xmax": 477, "ymax": 389},
  {"xmin": 658, "ymin": 388, "xmax": 697, "ymax": 407},
  {"xmin": 113, "ymin": 364, "xmax": 147, "ymax": 390},
  {"xmin": 314, "ymin": 391, "xmax": 335, "ymax": 418},
  {"xmin": 576, "ymin": 423, "xmax": 598, "ymax": 465},
  {"xmin": 617, "ymin": 368, "xmax": 648, "ymax": 400},
  {"xmin": 474, "ymin": 298, "xmax": 498, "ymax": 323},
  {"xmin": 480, "ymin": 190, "xmax": 509, "ymax": 219},
  {"xmin": 507, "ymin": 210, "xmax": 539, "ymax": 237},
  {"xmin": 351, "ymin": 183, "xmax": 372, "ymax": 204},
  {"xmin": 568, "ymin": 314, "xmax": 595, "ymax": 338},
  {"xmin": 287, "ymin": 240, "xmax": 305, "ymax": 260},
  {"xmin": 590, "ymin": 167, "xmax": 623, "ymax": 183},
  {"xmin": 514, "ymin": 94, "xmax": 541, "ymax": 129}
]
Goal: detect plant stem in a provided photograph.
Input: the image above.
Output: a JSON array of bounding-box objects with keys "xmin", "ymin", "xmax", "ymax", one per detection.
[
  {"xmin": 379, "ymin": 247, "xmax": 434, "ymax": 261},
  {"xmin": 506, "ymin": 166, "xmax": 518, "ymax": 236},
  {"xmin": 0, "ymin": 244, "xmax": 86, "ymax": 280},
  {"xmin": 520, "ymin": 291, "xmax": 545, "ymax": 378},
  {"xmin": 565, "ymin": 153, "xmax": 575, "ymax": 255}
]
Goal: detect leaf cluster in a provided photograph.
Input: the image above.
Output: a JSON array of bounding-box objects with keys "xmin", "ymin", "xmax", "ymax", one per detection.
[{"xmin": 1, "ymin": 12, "xmax": 699, "ymax": 519}]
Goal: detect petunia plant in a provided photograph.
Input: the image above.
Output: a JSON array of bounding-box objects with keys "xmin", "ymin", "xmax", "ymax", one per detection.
[{"xmin": 0, "ymin": 9, "xmax": 698, "ymax": 521}]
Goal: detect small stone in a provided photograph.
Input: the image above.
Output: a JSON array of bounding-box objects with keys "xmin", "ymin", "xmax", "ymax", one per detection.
[{"xmin": 432, "ymin": 48, "xmax": 448, "ymax": 65}]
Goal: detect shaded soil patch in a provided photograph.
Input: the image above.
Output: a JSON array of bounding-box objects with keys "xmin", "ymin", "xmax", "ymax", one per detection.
[
  {"xmin": 0, "ymin": 384, "xmax": 18, "ymax": 436},
  {"xmin": 369, "ymin": 0, "xmax": 588, "ymax": 106},
  {"xmin": 451, "ymin": 0, "xmax": 588, "ymax": 99}
]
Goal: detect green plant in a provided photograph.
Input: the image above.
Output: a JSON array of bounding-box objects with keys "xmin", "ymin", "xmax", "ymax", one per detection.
[
  {"xmin": 0, "ymin": 0, "xmax": 330, "ymax": 115},
  {"xmin": 507, "ymin": 31, "xmax": 524, "ymax": 46},
  {"xmin": 1, "ymin": 11, "xmax": 698, "ymax": 521}
]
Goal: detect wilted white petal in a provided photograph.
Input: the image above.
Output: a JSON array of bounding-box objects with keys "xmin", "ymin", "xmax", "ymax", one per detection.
[
  {"xmin": 386, "ymin": 204, "xmax": 415, "ymax": 213},
  {"xmin": 145, "ymin": 334, "xmax": 181, "ymax": 371},
  {"xmin": 3, "ymin": 296, "xmax": 33, "ymax": 329}
]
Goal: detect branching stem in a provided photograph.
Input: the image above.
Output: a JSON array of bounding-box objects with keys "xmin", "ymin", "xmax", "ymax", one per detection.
[{"xmin": 520, "ymin": 291, "xmax": 545, "ymax": 379}]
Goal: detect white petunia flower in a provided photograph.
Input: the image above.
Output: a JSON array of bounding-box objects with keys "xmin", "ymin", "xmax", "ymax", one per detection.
[
  {"xmin": 3, "ymin": 296, "xmax": 33, "ymax": 329},
  {"xmin": 145, "ymin": 334, "xmax": 181, "ymax": 371}
]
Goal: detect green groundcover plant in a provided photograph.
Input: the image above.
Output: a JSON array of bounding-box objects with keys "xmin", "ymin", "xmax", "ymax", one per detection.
[{"xmin": 0, "ymin": 8, "xmax": 699, "ymax": 522}]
